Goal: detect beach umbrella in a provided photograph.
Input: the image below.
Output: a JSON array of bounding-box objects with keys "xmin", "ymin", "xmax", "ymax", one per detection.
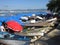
[{"xmin": 6, "ymin": 20, "xmax": 23, "ymax": 32}]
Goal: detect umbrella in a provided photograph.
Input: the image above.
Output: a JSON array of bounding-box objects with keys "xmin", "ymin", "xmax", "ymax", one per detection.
[{"xmin": 6, "ymin": 20, "xmax": 23, "ymax": 32}]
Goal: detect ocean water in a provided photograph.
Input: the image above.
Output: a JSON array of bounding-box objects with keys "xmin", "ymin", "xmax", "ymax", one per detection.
[{"xmin": 0, "ymin": 12, "xmax": 47, "ymax": 26}]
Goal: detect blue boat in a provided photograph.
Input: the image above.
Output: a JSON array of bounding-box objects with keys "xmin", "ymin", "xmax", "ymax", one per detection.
[{"xmin": 0, "ymin": 32, "xmax": 30, "ymax": 45}]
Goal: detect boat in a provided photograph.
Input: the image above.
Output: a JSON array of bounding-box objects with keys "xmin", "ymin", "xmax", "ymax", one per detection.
[
  {"xmin": 16, "ymin": 14, "xmax": 57, "ymax": 42},
  {"xmin": 0, "ymin": 32, "xmax": 30, "ymax": 45},
  {"xmin": 0, "ymin": 13, "xmax": 57, "ymax": 45}
]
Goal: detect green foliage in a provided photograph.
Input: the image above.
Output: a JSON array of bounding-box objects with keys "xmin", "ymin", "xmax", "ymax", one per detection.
[{"xmin": 47, "ymin": 0, "xmax": 60, "ymax": 12}]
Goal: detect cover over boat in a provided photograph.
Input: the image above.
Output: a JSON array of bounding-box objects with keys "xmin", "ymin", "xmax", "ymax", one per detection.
[{"xmin": 6, "ymin": 20, "xmax": 23, "ymax": 32}]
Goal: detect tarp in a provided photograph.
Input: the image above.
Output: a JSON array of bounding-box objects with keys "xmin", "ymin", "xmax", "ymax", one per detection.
[{"xmin": 6, "ymin": 20, "xmax": 23, "ymax": 32}]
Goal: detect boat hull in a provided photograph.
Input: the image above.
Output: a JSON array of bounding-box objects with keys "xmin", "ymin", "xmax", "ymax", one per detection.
[{"xmin": 0, "ymin": 39, "xmax": 29, "ymax": 45}]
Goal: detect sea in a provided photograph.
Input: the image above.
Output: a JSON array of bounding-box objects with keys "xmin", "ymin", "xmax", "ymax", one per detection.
[{"xmin": 0, "ymin": 12, "xmax": 47, "ymax": 26}]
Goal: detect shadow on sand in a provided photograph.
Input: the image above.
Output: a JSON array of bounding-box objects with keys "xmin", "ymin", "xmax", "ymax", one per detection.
[{"xmin": 46, "ymin": 35, "xmax": 60, "ymax": 45}]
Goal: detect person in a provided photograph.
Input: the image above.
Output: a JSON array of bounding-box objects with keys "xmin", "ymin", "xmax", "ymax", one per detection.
[
  {"xmin": 0, "ymin": 22, "xmax": 6, "ymax": 32},
  {"xmin": 53, "ymin": 13, "xmax": 60, "ymax": 28},
  {"xmin": 0, "ymin": 25, "xmax": 5, "ymax": 32}
]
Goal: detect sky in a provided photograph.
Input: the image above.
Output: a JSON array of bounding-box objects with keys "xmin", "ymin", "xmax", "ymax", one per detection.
[{"xmin": 0, "ymin": 0, "xmax": 49, "ymax": 10}]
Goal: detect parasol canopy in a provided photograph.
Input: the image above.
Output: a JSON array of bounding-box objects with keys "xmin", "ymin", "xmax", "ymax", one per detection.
[{"xmin": 6, "ymin": 20, "xmax": 23, "ymax": 32}]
